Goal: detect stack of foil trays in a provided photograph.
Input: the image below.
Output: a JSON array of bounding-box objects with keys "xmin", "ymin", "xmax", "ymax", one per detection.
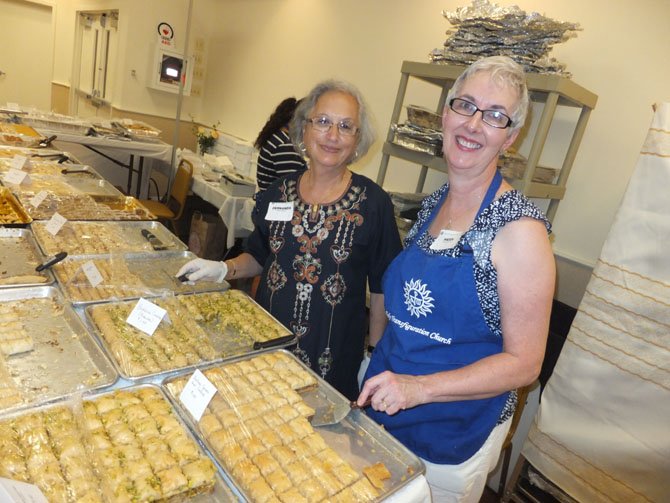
[
  {"xmin": 392, "ymin": 105, "xmax": 443, "ymax": 156},
  {"xmin": 429, "ymin": 0, "xmax": 580, "ymax": 76}
]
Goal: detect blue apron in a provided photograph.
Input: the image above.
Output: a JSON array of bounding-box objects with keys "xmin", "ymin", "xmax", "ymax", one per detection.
[{"xmin": 365, "ymin": 171, "xmax": 509, "ymax": 464}]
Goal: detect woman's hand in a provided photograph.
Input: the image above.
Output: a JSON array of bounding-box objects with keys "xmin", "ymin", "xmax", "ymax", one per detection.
[
  {"xmin": 357, "ymin": 371, "xmax": 425, "ymax": 415},
  {"xmin": 176, "ymin": 258, "xmax": 227, "ymax": 283}
]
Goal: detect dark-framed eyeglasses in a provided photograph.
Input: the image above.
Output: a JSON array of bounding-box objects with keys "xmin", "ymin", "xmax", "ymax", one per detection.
[
  {"xmin": 307, "ymin": 115, "xmax": 359, "ymax": 136},
  {"xmin": 448, "ymin": 98, "xmax": 513, "ymax": 129}
]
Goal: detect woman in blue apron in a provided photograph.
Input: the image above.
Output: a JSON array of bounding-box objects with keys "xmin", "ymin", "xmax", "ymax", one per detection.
[{"xmin": 359, "ymin": 56, "xmax": 555, "ymax": 502}]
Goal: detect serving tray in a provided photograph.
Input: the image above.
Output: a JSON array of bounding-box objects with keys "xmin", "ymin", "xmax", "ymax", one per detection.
[
  {"xmin": 0, "ymin": 384, "xmax": 236, "ymax": 502},
  {"xmin": 163, "ymin": 350, "xmax": 425, "ymax": 502},
  {"xmin": 0, "ymin": 286, "xmax": 117, "ymax": 414}
]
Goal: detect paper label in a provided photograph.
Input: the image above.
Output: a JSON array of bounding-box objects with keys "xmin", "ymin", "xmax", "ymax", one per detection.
[
  {"xmin": 82, "ymin": 261, "xmax": 103, "ymax": 287},
  {"xmin": 29, "ymin": 191, "xmax": 48, "ymax": 208},
  {"xmin": 45, "ymin": 212, "xmax": 67, "ymax": 236},
  {"xmin": 265, "ymin": 201, "xmax": 294, "ymax": 221},
  {"xmin": 5, "ymin": 103, "xmax": 21, "ymax": 112},
  {"xmin": 11, "ymin": 155, "xmax": 28, "ymax": 170},
  {"xmin": 179, "ymin": 369, "xmax": 217, "ymax": 421},
  {"xmin": 126, "ymin": 298, "xmax": 168, "ymax": 336},
  {"xmin": 4, "ymin": 168, "xmax": 29, "ymax": 185},
  {"xmin": 429, "ymin": 229, "xmax": 464, "ymax": 251},
  {"xmin": 0, "ymin": 478, "xmax": 49, "ymax": 503}
]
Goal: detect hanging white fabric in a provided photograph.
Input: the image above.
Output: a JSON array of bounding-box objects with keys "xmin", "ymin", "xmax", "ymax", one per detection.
[{"xmin": 522, "ymin": 102, "xmax": 670, "ymax": 503}]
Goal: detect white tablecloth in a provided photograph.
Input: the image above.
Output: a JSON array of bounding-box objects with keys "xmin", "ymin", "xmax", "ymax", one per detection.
[
  {"xmin": 36, "ymin": 128, "xmax": 172, "ymax": 198},
  {"xmin": 191, "ymin": 173, "xmax": 255, "ymax": 249}
]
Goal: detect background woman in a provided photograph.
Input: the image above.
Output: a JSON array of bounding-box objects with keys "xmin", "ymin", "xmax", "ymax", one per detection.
[
  {"xmin": 178, "ymin": 80, "xmax": 402, "ymax": 400},
  {"xmin": 254, "ymin": 97, "xmax": 307, "ymax": 192},
  {"xmin": 358, "ymin": 56, "xmax": 555, "ymax": 501}
]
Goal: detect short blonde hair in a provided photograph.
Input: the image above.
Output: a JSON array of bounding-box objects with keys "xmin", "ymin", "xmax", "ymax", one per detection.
[{"xmin": 446, "ymin": 56, "xmax": 529, "ymax": 133}]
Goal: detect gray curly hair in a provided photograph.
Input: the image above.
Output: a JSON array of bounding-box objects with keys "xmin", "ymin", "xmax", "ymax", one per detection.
[
  {"xmin": 289, "ymin": 79, "xmax": 375, "ymax": 164},
  {"xmin": 446, "ymin": 56, "xmax": 529, "ymax": 134}
]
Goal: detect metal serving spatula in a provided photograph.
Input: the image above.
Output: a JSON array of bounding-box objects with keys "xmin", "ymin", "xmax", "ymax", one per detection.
[{"xmin": 311, "ymin": 398, "xmax": 371, "ymax": 427}]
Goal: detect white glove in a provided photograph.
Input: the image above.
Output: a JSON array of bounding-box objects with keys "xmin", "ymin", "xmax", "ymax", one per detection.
[{"xmin": 176, "ymin": 258, "xmax": 227, "ymax": 283}]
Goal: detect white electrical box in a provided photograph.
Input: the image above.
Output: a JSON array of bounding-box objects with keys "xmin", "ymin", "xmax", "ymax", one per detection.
[{"xmin": 148, "ymin": 46, "xmax": 193, "ymax": 95}]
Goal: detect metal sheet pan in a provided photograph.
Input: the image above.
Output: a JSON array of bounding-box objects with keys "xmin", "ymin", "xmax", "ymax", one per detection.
[
  {"xmin": 0, "ymin": 286, "xmax": 117, "ymax": 414},
  {"xmin": 0, "ymin": 227, "xmax": 53, "ymax": 287},
  {"xmin": 53, "ymin": 251, "xmax": 226, "ymax": 306},
  {"xmin": 31, "ymin": 220, "xmax": 187, "ymax": 256},
  {"xmin": 31, "ymin": 220, "xmax": 188, "ymax": 256},
  {"xmin": 17, "ymin": 192, "xmax": 156, "ymax": 221},
  {"xmin": 81, "ymin": 289, "xmax": 292, "ymax": 383},
  {"xmin": 0, "ymin": 384, "xmax": 237, "ymax": 502},
  {"xmin": 0, "ymin": 186, "xmax": 31, "ymax": 225},
  {"xmin": 162, "ymin": 350, "xmax": 425, "ymax": 502}
]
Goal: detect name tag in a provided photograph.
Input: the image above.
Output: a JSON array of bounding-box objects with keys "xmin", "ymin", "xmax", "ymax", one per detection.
[
  {"xmin": 429, "ymin": 229, "xmax": 463, "ymax": 251},
  {"xmin": 265, "ymin": 201, "xmax": 294, "ymax": 221}
]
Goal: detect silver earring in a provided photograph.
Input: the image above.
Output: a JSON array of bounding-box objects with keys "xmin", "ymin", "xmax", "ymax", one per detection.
[{"xmin": 298, "ymin": 142, "xmax": 307, "ymax": 155}]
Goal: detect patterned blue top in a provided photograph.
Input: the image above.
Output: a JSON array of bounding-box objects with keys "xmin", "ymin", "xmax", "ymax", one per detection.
[{"xmin": 405, "ymin": 182, "xmax": 551, "ymax": 422}]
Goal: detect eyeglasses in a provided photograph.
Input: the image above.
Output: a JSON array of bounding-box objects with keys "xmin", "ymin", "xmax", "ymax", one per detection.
[
  {"xmin": 448, "ymin": 98, "xmax": 513, "ymax": 129},
  {"xmin": 307, "ymin": 115, "xmax": 359, "ymax": 136}
]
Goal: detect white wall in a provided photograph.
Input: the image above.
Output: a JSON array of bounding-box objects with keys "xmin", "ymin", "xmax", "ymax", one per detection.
[
  {"xmin": 199, "ymin": 0, "xmax": 670, "ymax": 304},
  {"xmin": 49, "ymin": 0, "xmax": 670, "ymax": 306}
]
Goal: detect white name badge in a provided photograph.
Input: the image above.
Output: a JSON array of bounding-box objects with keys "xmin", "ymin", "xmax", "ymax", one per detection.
[
  {"xmin": 4, "ymin": 168, "xmax": 29, "ymax": 185},
  {"xmin": 429, "ymin": 229, "xmax": 463, "ymax": 251},
  {"xmin": 179, "ymin": 369, "xmax": 217, "ymax": 421},
  {"xmin": 126, "ymin": 298, "xmax": 168, "ymax": 336},
  {"xmin": 45, "ymin": 212, "xmax": 67, "ymax": 236},
  {"xmin": 0, "ymin": 478, "xmax": 48, "ymax": 503},
  {"xmin": 82, "ymin": 260, "xmax": 103, "ymax": 287},
  {"xmin": 29, "ymin": 190, "xmax": 48, "ymax": 208},
  {"xmin": 265, "ymin": 201, "xmax": 294, "ymax": 221},
  {"xmin": 11, "ymin": 155, "xmax": 29, "ymax": 171}
]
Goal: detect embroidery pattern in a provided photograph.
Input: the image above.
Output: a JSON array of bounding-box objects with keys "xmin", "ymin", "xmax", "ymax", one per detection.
[{"xmin": 264, "ymin": 179, "xmax": 366, "ymax": 377}]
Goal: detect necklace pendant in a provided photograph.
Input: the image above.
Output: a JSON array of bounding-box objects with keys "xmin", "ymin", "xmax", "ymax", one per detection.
[
  {"xmin": 293, "ymin": 347, "xmax": 311, "ymax": 368},
  {"xmin": 318, "ymin": 347, "xmax": 333, "ymax": 377}
]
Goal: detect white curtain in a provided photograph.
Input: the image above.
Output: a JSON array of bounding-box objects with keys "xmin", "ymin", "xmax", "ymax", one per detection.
[{"xmin": 522, "ymin": 102, "xmax": 670, "ymax": 503}]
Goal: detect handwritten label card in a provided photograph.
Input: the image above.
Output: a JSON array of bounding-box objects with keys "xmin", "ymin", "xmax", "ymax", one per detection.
[
  {"xmin": 179, "ymin": 369, "xmax": 217, "ymax": 421},
  {"xmin": 4, "ymin": 169, "xmax": 29, "ymax": 185},
  {"xmin": 265, "ymin": 201, "xmax": 294, "ymax": 221},
  {"xmin": 126, "ymin": 298, "xmax": 167, "ymax": 336},
  {"xmin": 29, "ymin": 190, "xmax": 48, "ymax": 208},
  {"xmin": 11, "ymin": 155, "xmax": 28, "ymax": 171},
  {"xmin": 82, "ymin": 261, "xmax": 103, "ymax": 287},
  {"xmin": 45, "ymin": 212, "xmax": 67, "ymax": 236},
  {"xmin": 0, "ymin": 478, "xmax": 48, "ymax": 503}
]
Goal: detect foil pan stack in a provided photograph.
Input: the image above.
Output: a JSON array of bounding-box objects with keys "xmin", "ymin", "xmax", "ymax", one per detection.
[
  {"xmin": 429, "ymin": 0, "xmax": 580, "ymax": 76},
  {"xmin": 392, "ymin": 105, "xmax": 443, "ymax": 156}
]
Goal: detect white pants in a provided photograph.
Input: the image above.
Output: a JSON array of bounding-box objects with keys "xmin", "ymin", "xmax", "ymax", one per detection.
[{"xmin": 423, "ymin": 418, "xmax": 512, "ymax": 503}]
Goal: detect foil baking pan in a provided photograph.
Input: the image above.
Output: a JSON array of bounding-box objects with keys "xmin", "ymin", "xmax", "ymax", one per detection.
[
  {"xmin": 0, "ymin": 227, "xmax": 53, "ymax": 287},
  {"xmin": 0, "ymin": 286, "xmax": 117, "ymax": 414},
  {"xmin": 0, "ymin": 186, "xmax": 32, "ymax": 225}
]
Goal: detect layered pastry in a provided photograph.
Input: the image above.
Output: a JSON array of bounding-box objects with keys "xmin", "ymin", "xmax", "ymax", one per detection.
[{"xmin": 167, "ymin": 353, "xmax": 383, "ymax": 502}]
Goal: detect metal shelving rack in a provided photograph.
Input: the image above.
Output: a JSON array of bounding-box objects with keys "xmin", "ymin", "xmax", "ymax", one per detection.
[{"xmin": 377, "ymin": 61, "xmax": 598, "ymax": 221}]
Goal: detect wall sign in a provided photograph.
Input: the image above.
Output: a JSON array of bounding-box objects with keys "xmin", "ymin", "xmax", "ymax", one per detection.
[{"xmin": 157, "ymin": 22, "xmax": 174, "ymax": 47}]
